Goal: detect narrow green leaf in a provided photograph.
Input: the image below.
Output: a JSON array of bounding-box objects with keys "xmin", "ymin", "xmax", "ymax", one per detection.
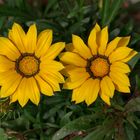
[
  {"xmin": 125, "ymin": 123, "xmax": 135, "ymax": 140},
  {"xmin": 60, "ymin": 111, "xmax": 73, "ymax": 126},
  {"xmin": 125, "ymin": 97, "xmax": 140, "ymax": 113},
  {"xmin": 101, "ymin": 0, "xmax": 110, "ymax": 27},
  {"xmin": 52, "ymin": 114, "xmax": 99, "ymax": 140},
  {"xmin": 106, "ymin": 0, "xmax": 124, "ymax": 25},
  {"xmin": 44, "ymin": 0, "xmax": 58, "ymax": 15}
]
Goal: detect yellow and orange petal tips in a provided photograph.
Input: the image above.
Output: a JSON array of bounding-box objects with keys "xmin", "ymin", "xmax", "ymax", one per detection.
[
  {"xmin": 60, "ymin": 23, "xmax": 137, "ymax": 106},
  {"xmin": 0, "ymin": 23, "xmax": 65, "ymax": 107}
]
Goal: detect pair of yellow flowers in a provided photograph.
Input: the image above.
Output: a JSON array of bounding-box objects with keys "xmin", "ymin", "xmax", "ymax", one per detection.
[{"xmin": 0, "ymin": 23, "xmax": 137, "ymax": 107}]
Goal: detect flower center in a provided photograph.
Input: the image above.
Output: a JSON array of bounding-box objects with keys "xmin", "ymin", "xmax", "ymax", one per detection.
[
  {"xmin": 90, "ymin": 58, "xmax": 109, "ymax": 77},
  {"xmin": 16, "ymin": 54, "xmax": 40, "ymax": 77}
]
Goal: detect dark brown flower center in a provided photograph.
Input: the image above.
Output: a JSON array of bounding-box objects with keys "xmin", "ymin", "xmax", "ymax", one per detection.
[
  {"xmin": 15, "ymin": 53, "xmax": 40, "ymax": 78},
  {"xmin": 86, "ymin": 56, "xmax": 110, "ymax": 79}
]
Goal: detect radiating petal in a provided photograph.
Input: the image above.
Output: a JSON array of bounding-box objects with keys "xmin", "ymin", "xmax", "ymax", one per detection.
[
  {"xmin": 0, "ymin": 37, "xmax": 20, "ymax": 61},
  {"xmin": 105, "ymin": 37, "xmax": 131, "ymax": 57},
  {"xmin": 100, "ymin": 91, "xmax": 111, "ymax": 105},
  {"xmin": 35, "ymin": 75, "xmax": 53, "ymax": 96},
  {"xmin": 26, "ymin": 24, "xmax": 37, "ymax": 53},
  {"xmin": 0, "ymin": 55, "xmax": 15, "ymax": 72},
  {"xmin": 110, "ymin": 72, "xmax": 130, "ymax": 86},
  {"xmin": 66, "ymin": 66, "xmax": 87, "ymax": 76},
  {"xmin": 100, "ymin": 76, "xmax": 115, "ymax": 98},
  {"xmin": 41, "ymin": 42, "xmax": 65, "ymax": 60},
  {"xmin": 117, "ymin": 36, "xmax": 130, "ymax": 47},
  {"xmin": 115, "ymin": 84, "xmax": 130, "ymax": 93},
  {"xmin": 40, "ymin": 60, "xmax": 64, "ymax": 71},
  {"xmin": 122, "ymin": 50, "xmax": 138, "ymax": 62},
  {"xmin": 60, "ymin": 52, "xmax": 87, "ymax": 67},
  {"xmin": 41, "ymin": 69, "xmax": 64, "ymax": 83},
  {"xmin": 10, "ymin": 90, "xmax": 18, "ymax": 103},
  {"xmin": 17, "ymin": 78, "xmax": 29, "ymax": 107},
  {"xmin": 72, "ymin": 88, "xmax": 80, "ymax": 101},
  {"xmin": 0, "ymin": 71, "xmax": 22, "ymax": 98},
  {"xmin": 27, "ymin": 77, "xmax": 40, "ymax": 105},
  {"xmin": 105, "ymin": 37, "xmax": 121, "ymax": 56},
  {"xmin": 85, "ymin": 78, "xmax": 100, "ymax": 105},
  {"xmin": 39, "ymin": 71, "xmax": 61, "ymax": 91},
  {"xmin": 72, "ymin": 79, "xmax": 99, "ymax": 104},
  {"xmin": 35, "ymin": 29, "xmax": 52, "ymax": 57},
  {"xmin": 98, "ymin": 26, "xmax": 108, "ymax": 55},
  {"xmin": 88, "ymin": 23, "xmax": 101, "ymax": 55},
  {"xmin": 72, "ymin": 35, "xmax": 92, "ymax": 59},
  {"xmin": 63, "ymin": 72, "xmax": 90, "ymax": 89},
  {"xmin": 110, "ymin": 62, "xmax": 130, "ymax": 73},
  {"xmin": 8, "ymin": 23, "xmax": 26, "ymax": 53},
  {"xmin": 109, "ymin": 47, "xmax": 132, "ymax": 63}
]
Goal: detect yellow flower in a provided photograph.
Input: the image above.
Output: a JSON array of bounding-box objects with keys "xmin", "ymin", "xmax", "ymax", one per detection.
[
  {"xmin": 0, "ymin": 23, "xmax": 65, "ymax": 107},
  {"xmin": 60, "ymin": 23, "xmax": 137, "ymax": 106}
]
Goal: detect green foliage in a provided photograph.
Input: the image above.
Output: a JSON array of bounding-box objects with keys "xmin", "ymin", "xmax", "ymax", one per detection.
[{"xmin": 0, "ymin": 0, "xmax": 140, "ymax": 140}]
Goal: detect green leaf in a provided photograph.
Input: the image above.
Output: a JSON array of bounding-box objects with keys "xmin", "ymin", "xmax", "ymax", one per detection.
[
  {"xmin": 83, "ymin": 119, "xmax": 114, "ymax": 140},
  {"xmin": 101, "ymin": 0, "xmax": 110, "ymax": 27},
  {"xmin": 52, "ymin": 114, "xmax": 99, "ymax": 140},
  {"xmin": 60, "ymin": 111, "xmax": 73, "ymax": 126},
  {"xmin": 44, "ymin": 0, "xmax": 58, "ymax": 15},
  {"xmin": 0, "ymin": 128, "xmax": 8, "ymax": 140},
  {"xmin": 125, "ymin": 123, "xmax": 135, "ymax": 140},
  {"xmin": 107, "ymin": 0, "xmax": 124, "ymax": 25},
  {"xmin": 125, "ymin": 97, "xmax": 140, "ymax": 113}
]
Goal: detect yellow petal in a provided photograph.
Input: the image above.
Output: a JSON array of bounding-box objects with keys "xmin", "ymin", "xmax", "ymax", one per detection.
[
  {"xmin": 26, "ymin": 24, "xmax": 37, "ymax": 53},
  {"xmin": 100, "ymin": 76, "xmax": 115, "ymax": 98},
  {"xmin": 72, "ymin": 88, "xmax": 80, "ymax": 101},
  {"xmin": 109, "ymin": 47, "xmax": 132, "ymax": 63},
  {"xmin": 35, "ymin": 29, "xmax": 52, "ymax": 57},
  {"xmin": 41, "ymin": 69, "xmax": 64, "ymax": 83},
  {"xmin": 85, "ymin": 78, "xmax": 100, "ymax": 105},
  {"xmin": 72, "ymin": 79, "xmax": 99, "ymax": 104},
  {"xmin": 41, "ymin": 42, "xmax": 65, "ymax": 60},
  {"xmin": 66, "ymin": 67, "xmax": 87, "ymax": 76},
  {"xmin": 27, "ymin": 77, "xmax": 40, "ymax": 105},
  {"xmin": 72, "ymin": 35, "xmax": 92, "ymax": 59},
  {"xmin": 98, "ymin": 26, "xmax": 108, "ymax": 55},
  {"xmin": 40, "ymin": 60, "xmax": 64, "ymax": 71},
  {"xmin": 0, "ymin": 71, "xmax": 22, "ymax": 98},
  {"xmin": 100, "ymin": 91, "xmax": 111, "ymax": 105},
  {"xmin": 110, "ymin": 62, "xmax": 130, "ymax": 73},
  {"xmin": 35, "ymin": 75, "xmax": 53, "ymax": 96},
  {"xmin": 122, "ymin": 50, "xmax": 138, "ymax": 62},
  {"xmin": 0, "ymin": 55, "xmax": 14, "ymax": 72},
  {"xmin": 60, "ymin": 52, "xmax": 87, "ymax": 67},
  {"xmin": 115, "ymin": 84, "xmax": 130, "ymax": 93},
  {"xmin": 117, "ymin": 36, "xmax": 130, "ymax": 47},
  {"xmin": 88, "ymin": 23, "xmax": 101, "ymax": 55},
  {"xmin": 39, "ymin": 72, "xmax": 61, "ymax": 91},
  {"xmin": 8, "ymin": 23, "xmax": 26, "ymax": 53},
  {"xmin": 63, "ymin": 72, "xmax": 90, "ymax": 89},
  {"xmin": 105, "ymin": 37, "xmax": 121, "ymax": 56},
  {"xmin": 10, "ymin": 90, "xmax": 18, "ymax": 103},
  {"xmin": 110, "ymin": 72, "xmax": 130, "ymax": 86},
  {"xmin": 61, "ymin": 65, "xmax": 76, "ymax": 76},
  {"xmin": 17, "ymin": 78, "xmax": 29, "ymax": 107},
  {"xmin": 0, "ymin": 37, "xmax": 20, "ymax": 61}
]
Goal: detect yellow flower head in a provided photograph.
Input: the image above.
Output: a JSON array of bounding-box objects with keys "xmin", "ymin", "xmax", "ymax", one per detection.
[
  {"xmin": 60, "ymin": 23, "xmax": 137, "ymax": 106},
  {"xmin": 0, "ymin": 23, "xmax": 65, "ymax": 107}
]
